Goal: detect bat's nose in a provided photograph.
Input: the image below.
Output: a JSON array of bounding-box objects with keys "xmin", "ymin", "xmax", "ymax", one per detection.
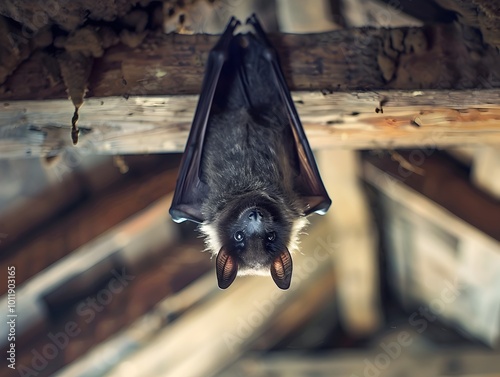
[
  {"xmin": 247, "ymin": 209, "xmax": 265, "ymax": 234},
  {"xmin": 248, "ymin": 210, "xmax": 263, "ymax": 221}
]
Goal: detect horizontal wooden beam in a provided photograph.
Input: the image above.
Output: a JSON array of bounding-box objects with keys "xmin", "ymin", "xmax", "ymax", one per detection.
[
  {"xmin": 0, "ymin": 156, "xmax": 180, "ymax": 292},
  {"xmin": 1, "ymin": 24, "xmax": 499, "ymax": 102},
  {"xmin": 363, "ymin": 151, "xmax": 500, "ymax": 241},
  {"xmin": 1, "ymin": 89, "xmax": 500, "ymax": 157},
  {"xmin": 221, "ymin": 350, "xmax": 500, "ymax": 377}
]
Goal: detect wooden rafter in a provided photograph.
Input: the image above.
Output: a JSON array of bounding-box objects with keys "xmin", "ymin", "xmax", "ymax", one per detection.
[
  {"xmin": 1, "ymin": 23, "xmax": 500, "ymax": 101},
  {"xmin": 1, "ymin": 23, "xmax": 500, "ymax": 155},
  {"xmin": 1, "ymin": 89, "xmax": 500, "ymax": 157}
]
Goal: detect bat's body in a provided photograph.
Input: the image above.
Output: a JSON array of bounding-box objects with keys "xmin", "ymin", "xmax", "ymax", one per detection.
[{"xmin": 170, "ymin": 16, "xmax": 331, "ymax": 289}]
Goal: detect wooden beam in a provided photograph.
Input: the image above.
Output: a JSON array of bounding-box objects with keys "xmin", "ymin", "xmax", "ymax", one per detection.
[
  {"xmin": 220, "ymin": 349, "xmax": 500, "ymax": 377},
  {"xmin": 0, "ymin": 155, "xmax": 169, "ymax": 254},
  {"xmin": 317, "ymin": 150, "xmax": 382, "ymax": 336},
  {"xmin": 433, "ymin": 0, "xmax": 500, "ymax": 48},
  {"xmin": 0, "ymin": 195, "xmax": 211, "ymax": 377},
  {"xmin": 1, "ymin": 23, "xmax": 499, "ymax": 102},
  {"xmin": 1, "ymin": 89, "xmax": 500, "ymax": 157},
  {"xmin": 363, "ymin": 151, "xmax": 500, "ymax": 241},
  {"xmin": 0, "ymin": 156, "xmax": 180, "ymax": 293}
]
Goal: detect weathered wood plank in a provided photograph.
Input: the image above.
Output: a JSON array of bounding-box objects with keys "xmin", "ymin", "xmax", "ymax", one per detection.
[
  {"xmin": 219, "ymin": 349, "xmax": 500, "ymax": 377},
  {"xmin": 363, "ymin": 151, "xmax": 500, "ymax": 241},
  {"xmin": 1, "ymin": 23, "xmax": 499, "ymax": 102},
  {"xmin": 1, "ymin": 89, "xmax": 500, "ymax": 157},
  {"xmin": 0, "ymin": 194, "xmax": 211, "ymax": 377},
  {"xmin": 0, "ymin": 156, "xmax": 180, "ymax": 292},
  {"xmin": 317, "ymin": 150, "xmax": 382, "ymax": 336}
]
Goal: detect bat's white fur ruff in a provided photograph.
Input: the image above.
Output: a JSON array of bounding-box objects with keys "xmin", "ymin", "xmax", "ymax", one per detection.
[{"xmin": 200, "ymin": 215, "xmax": 308, "ymax": 276}]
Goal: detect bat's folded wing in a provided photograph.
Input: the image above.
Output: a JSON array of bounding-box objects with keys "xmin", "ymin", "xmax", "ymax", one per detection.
[
  {"xmin": 169, "ymin": 18, "xmax": 241, "ymax": 224},
  {"xmin": 245, "ymin": 15, "xmax": 331, "ymax": 216},
  {"xmin": 170, "ymin": 15, "xmax": 331, "ymax": 223}
]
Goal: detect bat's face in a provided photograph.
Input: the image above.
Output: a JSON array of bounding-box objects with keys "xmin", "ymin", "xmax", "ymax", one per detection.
[{"xmin": 205, "ymin": 195, "xmax": 294, "ymax": 290}]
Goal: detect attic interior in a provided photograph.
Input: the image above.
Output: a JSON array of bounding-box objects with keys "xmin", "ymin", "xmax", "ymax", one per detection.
[{"xmin": 1, "ymin": 0, "xmax": 500, "ymax": 376}]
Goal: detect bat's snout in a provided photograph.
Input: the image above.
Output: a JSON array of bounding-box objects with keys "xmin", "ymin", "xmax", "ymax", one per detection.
[
  {"xmin": 248, "ymin": 209, "xmax": 263, "ymax": 221},
  {"xmin": 244, "ymin": 208, "xmax": 266, "ymax": 235}
]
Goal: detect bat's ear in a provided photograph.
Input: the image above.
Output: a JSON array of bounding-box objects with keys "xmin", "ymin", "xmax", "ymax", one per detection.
[
  {"xmin": 216, "ymin": 246, "xmax": 238, "ymax": 289},
  {"xmin": 270, "ymin": 248, "xmax": 293, "ymax": 290}
]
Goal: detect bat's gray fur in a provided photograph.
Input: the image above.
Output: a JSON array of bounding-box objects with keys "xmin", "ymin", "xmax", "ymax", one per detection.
[{"xmin": 199, "ymin": 34, "xmax": 308, "ymax": 276}]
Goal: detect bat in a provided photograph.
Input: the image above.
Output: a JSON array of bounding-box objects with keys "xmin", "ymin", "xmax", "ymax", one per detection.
[{"xmin": 169, "ymin": 15, "xmax": 331, "ymax": 290}]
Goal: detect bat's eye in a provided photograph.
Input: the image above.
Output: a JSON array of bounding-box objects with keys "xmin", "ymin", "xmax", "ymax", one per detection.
[
  {"xmin": 234, "ymin": 231, "xmax": 244, "ymax": 242},
  {"xmin": 267, "ymin": 232, "xmax": 276, "ymax": 241}
]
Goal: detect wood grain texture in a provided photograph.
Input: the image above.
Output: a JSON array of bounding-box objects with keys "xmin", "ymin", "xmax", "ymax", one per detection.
[
  {"xmin": 1, "ymin": 23, "xmax": 499, "ymax": 102},
  {"xmin": 0, "ymin": 157, "xmax": 180, "ymax": 293},
  {"xmin": 363, "ymin": 151, "xmax": 500, "ymax": 241},
  {"xmin": 1, "ymin": 89, "xmax": 500, "ymax": 157}
]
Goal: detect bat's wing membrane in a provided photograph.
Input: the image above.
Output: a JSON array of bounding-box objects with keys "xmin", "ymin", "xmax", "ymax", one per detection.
[
  {"xmin": 247, "ymin": 15, "xmax": 331, "ymax": 216},
  {"xmin": 169, "ymin": 18, "xmax": 241, "ymax": 223}
]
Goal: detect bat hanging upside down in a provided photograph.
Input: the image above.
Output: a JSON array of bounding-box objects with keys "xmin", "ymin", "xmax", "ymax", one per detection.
[{"xmin": 169, "ymin": 15, "xmax": 331, "ymax": 290}]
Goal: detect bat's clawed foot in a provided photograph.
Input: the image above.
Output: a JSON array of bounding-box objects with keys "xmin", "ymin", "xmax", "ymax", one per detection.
[
  {"xmin": 227, "ymin": 16, "xmax": 241, "ymax": 29},
  {"xmin": 246, "ymin": 14, "xmax": 264, "ymax": 34},
  {"xmin": 224, "ymin": 16, "xmax": 241, "ymax": 36},
  {"xmin": 246, "ymin": 14, "xmax": 273, "ymax": 52},
  {"xmin": 213, "ymin": 16, "xmax": 241, "ymax": 54}
]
